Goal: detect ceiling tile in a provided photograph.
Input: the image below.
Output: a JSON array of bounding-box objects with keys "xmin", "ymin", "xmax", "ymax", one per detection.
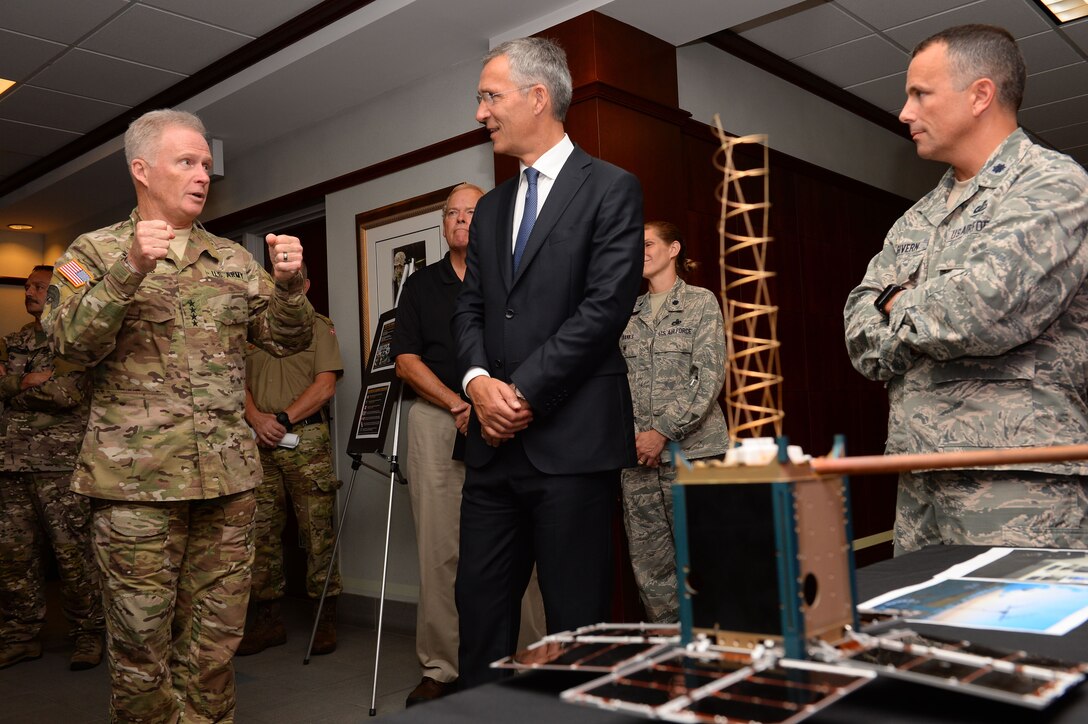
[
  {"xmin": 82, "ymin": 4, "xmax": 251, "ymax": 75},
  {"xmin": 0, "ymin": 119, "xmax": 80, "ymax": 156},
  {"xmin": 793, "ymin": 34, "xmax": 909, "ymax": 87},
  {"xmin": 0, "ymin": 148, "xmax": 41, "ymax": 179},
  {"xmin": 0, "ymin": 0, "xmax": 126, "ymax": 44},
  {"xmin": 0, "ymin": 29, "xmax": 66, "ymax": 82},
  {"xmin": 739, "ymin": 4, "xmax": 871, "ymax": 60},
  {"xmin": 1018, "ymin": 30, "xmax": 1083, "ymax": 74},
  {"xmin": 140, "ymin": 0, "xmax": 322, "ymax": 37},
  {"xmin": 846, "ymin": 72, "xmax": 908, "ymax": 114},
  {"xmin": 1023, "ymin": 62, "xmax": 1088, "ymax": 108},
  {"xmin": 0, "ymin": 85, "xmax": 127, "ymax": 134},
  {"xmin": 884, "ymin": 0, "xmax": 1052, "ymax": 51},
  {"xmin": 31, "ymin": 49, "xmax": 185, "ymax": 107},
  {"xmin": 1019, "ymin": 92, "xmax": 1088, "ymax": 132},
  {"xmin": 1068, "ymin": 144, "xmax": 1088, "ymax": 164},
  {"xmin": 1061, "ymin": 17, "xmax": 1088, "ymax": 54},
  {"xmin": 1037, "ymin": 120, "xmax": 1088, "ymax": 149},
  {"xmin": 832, "ymin": 0, "xmax": 978, "ymax": 31}
]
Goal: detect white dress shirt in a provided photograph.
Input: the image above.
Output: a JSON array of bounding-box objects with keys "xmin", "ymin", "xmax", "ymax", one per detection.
[{"xmin": 463, "ymin": 134, "xmax": 576, "ymax": 396}]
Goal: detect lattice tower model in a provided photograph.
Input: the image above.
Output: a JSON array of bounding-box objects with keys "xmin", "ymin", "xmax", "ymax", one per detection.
[{"xmin": 714, "ymin": 115, "xmax": 784, "ymax": 443}]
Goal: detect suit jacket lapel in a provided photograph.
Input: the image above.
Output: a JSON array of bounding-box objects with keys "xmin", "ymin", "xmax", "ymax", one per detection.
[
  {"xmin": 496, "ymin": 180, "xmax": 517, "ymax": 291},
  {"xmin": 511, "ymin": 146, "xmax": 592, "ymax": 287}
]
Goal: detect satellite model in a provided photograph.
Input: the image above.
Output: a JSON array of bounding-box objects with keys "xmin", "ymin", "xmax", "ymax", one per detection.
[{"xmin": 492, "ymin": 119, "xmax": 1088, "ymax": 722}]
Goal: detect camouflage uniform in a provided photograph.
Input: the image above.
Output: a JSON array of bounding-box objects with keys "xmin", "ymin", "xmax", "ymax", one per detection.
[
  {"xmin": 0, "ymin": 323, "xmax": 103, "ymax": 647},
  {"xmin": 245, "ymin": 314, "xmax": 343, "ymax": 603},
  {"xmin": 42, "ymin": 210, "xmax": 313, "ymax": 723},
  {"xmin": 620, "ymin": 278, "xmax": 729, "ymax": 621},
  {"xmin": 844, "ymin": 129, "xmax": 1088, "ymax": 554}
]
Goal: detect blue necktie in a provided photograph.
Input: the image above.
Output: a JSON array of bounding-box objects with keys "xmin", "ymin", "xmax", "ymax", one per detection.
[{"xmin": 513, "ymin": 167, "xmax": 539, "ymax": 273}]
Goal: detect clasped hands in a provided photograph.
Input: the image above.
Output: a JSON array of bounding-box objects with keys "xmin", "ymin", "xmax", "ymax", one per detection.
[
  {"xmin": 130, "ymin": 221, "xmax": 303, "ymax": 283},
  {"xmin": 465, "ymin": 376, "xmax": 532, "ymax": 447}
]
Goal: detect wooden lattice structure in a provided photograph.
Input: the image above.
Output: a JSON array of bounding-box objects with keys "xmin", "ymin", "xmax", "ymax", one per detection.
[{"xmin": 714, "ymin": 116, "xmax": 784, "ymax": 443}]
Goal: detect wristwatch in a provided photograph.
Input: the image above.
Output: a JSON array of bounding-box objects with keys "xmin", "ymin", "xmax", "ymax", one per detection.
[
  {"xmin": 874, "ymin": 284, "xmax": 905, "ymax": 317},
  {"xmin": 274, "ymin": 411, "xmax": 293, "ymax": 432}
]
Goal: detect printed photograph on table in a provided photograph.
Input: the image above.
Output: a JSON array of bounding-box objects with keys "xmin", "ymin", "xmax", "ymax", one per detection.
[{"xmin": 862, "ymin": 577, "xmax": 1088, "ymax": 635}]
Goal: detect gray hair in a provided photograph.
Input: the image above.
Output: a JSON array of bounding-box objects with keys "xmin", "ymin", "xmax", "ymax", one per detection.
[
  {"xmin": 914, "ymin": 24, "xmax": 1025, "ymax": 111},
  {"xmin": 124, "ymin": 109, "xmax": 207, "ymax": 166},
  {"xmin": 443, "ymin": 182, "xmax": 485, "ymax": 214},
  {"xmin": 485, "ymin": 37, "xmax": 572, "ymax": 121}
]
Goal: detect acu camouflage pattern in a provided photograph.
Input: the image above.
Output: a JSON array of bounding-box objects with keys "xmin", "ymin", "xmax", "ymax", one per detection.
[
  {"xmin": 41, "ymin": 210, "xmax": 314, "ymax": 501},
  {"xmin": 895, "ymin": 469, "xmax": 1088, "ymax": 553},
  {"xmin": 0, "ymin": 322, "xmax": 89, "ymax": 471},
  {"xmin": 249, "ymin": 425, "xmax": 342, "ymax": 602},
  {"xmin": 620, "ymin": 279, "xmax": 728, "ymax": 623},
  {"xmin": 620, "ymin": 278, "xmax": 729, "ymax": 463},
  {"xmin": 845, "ymin": 129, "xmax": 1088, "ymax": 475},
  {"xmin": 93, "ymin": 492, "xmax": 255, "ymax": 723},
  {"xmin": 0, "ymin": 471, "xmax": 103, "ymax": 643}
]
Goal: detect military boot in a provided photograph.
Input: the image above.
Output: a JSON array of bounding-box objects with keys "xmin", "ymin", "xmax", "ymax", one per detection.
[
  {"xmin": 311, "ymin": 596, "xmax": 337, "ymax": 655},
  {"xmin": 236, "ymin": 600, "xmax": 286, "ymax": 656},
  {"xmin": 0, "ymin": 639, "xmax": 43, "ymax": 669},
  {"xmin": 69, "ymin": 633, "xmax": 103, "ymax": 670}
]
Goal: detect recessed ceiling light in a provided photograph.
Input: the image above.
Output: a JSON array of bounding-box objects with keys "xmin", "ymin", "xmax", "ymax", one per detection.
[
  {"xmin": 0, "ymin": 78, "xmax": 14, "ymax": 97},
  {"xmin": 7, "ymin": 223, "xmax": 34, "ymax": 231},
  {"xmin": 1035, "ymin": 0, "xmax": 1088, "ymax": 23}
]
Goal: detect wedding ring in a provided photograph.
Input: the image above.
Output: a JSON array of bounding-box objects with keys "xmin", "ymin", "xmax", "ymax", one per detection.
[{"xmin": 283, "ymin": 251, "xmax": 288, "ymax": 262}]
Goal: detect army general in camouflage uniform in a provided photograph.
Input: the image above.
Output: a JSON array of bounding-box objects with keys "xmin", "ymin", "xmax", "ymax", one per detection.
[
  {"xmin": 845, "ymin": 25, "xmax": 1088, "ymax": 555},
  {"xmin": 0, "ymin": 265, "xmax": 104, "ymax": 671},
  {"xmin": 41, "ymin": 109, "xmax": 314, "ymax": 723},
  {"xmin": 620, "ymin": 221, "xmax": 728, "ymax": 622},
  {"xmin": 239, "ymin": 263, "xmax": 343, "ymax": 657}
]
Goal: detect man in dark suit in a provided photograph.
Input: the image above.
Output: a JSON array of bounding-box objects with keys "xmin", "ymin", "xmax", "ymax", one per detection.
[{"xmin": 452, "ymin": 36, "xmax": 644, "ymax": 688}]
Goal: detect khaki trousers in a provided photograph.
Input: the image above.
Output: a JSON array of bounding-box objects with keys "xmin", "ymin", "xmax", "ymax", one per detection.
[{"xmin": 405, "ymin": 400, "xmax": 545, "ymax": 682}]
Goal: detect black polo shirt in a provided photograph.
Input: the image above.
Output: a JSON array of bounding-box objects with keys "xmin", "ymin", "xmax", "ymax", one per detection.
[{"xmin": 390, "ymin": 251, "xmax": 462, "ymax": 394}]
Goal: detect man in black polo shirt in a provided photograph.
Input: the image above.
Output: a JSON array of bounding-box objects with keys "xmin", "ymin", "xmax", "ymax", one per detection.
[{"xmin": 392, "ymin": 182, "xmax": 543, "ymax": 705}]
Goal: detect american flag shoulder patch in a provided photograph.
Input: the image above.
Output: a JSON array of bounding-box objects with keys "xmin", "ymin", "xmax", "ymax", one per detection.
[{"xmin": 57, "ymin": 259, "xmax": 92, "ymax": 288}]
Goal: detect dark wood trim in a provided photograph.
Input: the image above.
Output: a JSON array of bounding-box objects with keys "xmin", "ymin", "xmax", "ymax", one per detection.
[
  {"xmin": 574, "ymin": 81, "xmax": 692, "ymax": 127},
  {"xmin": 0, "ymin": 276, "xmax": 25, "ymax": 286},
  {"xmin": 0, "ymin": 0, "xmax": 379, "ymax": 199},
  {"xmin": 682, "ymin": 117, "xmax": 912, "ymax": 206},
  {"xmin": 206, "ymin": 127, "xmax": 490, "ymax": 234},
  {"xmin": 704, "ymin": 29, "xmax": 911, "ymax": 142}
]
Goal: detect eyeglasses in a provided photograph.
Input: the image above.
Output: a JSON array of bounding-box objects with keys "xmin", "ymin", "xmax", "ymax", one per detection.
[{"xmin": 475, "ymin": 85, "xmax": 535, "ymax": 106}]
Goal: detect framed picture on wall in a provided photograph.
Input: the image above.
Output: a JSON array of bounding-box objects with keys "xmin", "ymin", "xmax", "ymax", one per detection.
[{"xmin": 355, "ymin": 184, "xmax": 454, "ymax": 361}]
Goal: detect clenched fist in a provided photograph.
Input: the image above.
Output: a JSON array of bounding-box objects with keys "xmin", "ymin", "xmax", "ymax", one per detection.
[
  {"xmin": 266, "ymin": 234, "xmax": 304, "ymax": 283},
  {"xmin": 129, "ymin": 220, "xmax": 175, "ymax": 273}
]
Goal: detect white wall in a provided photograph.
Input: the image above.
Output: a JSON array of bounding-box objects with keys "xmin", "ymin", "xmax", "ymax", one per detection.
[
  {"xmin": 202, "ymin": 57, "xmax": 485, "ymax": 223},
  {"xmin": 677, "ymin": 43, "xmax": 943, "ymax": 200}
]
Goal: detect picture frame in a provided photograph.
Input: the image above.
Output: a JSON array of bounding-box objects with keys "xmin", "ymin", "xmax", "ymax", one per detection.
[{"xmin": 355, "ymin": 185, "xmax": 453, "ymax": 361}]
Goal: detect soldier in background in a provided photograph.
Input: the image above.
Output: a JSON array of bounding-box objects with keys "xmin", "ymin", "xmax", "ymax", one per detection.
[
  {"xmin": 0, "ymin": 265, "xmax": 104, "ymax": 670},
  {"xmin": 240, "ymin": 262, "xmax": 343, "ymax": 656},
  {"xmin": 845, "ymin": 25, "xmax": 1088, "ymax": 553},
  {"xmin": 42, "ymin": 109, "xmax": 313, "ymax": 721},
  {"xmin": 620, "ymin": 222, "xmax": 728, "ymax": 622}
]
